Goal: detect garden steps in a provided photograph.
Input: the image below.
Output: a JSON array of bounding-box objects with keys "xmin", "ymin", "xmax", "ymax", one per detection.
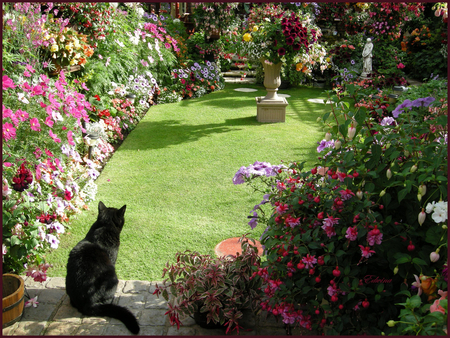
[{"xmin": 222, "ymin": 54, "xmax": 258, "ymax": 84}]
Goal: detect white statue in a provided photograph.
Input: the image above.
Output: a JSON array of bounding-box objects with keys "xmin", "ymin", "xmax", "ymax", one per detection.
[{"xmin": 361, "ymin": 38, "xmax": 373, "ymax": 78}]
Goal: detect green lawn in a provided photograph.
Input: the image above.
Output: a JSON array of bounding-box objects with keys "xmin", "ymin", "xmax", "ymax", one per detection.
[{"xmin": 46, "ymin": 83, "xmax": 330, "ymax": 281}]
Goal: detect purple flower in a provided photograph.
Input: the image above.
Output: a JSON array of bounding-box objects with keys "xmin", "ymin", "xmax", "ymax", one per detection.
[
  {"xmin": 248, "ymin": 212, "xmax": 258, "ymax": 229},
  {"xmin": 317, "ymin": 139, "xmax": 335, "ymax": 153},
  {"xmin": 380, "ymin": 117, "xmax": 396, "ymax": 126}
]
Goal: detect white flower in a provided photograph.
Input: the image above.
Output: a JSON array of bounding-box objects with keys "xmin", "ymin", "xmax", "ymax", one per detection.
[
  {"xmin": 18, "ymin": 92, "xmax": 29, "ymax": 104},
  {"xmin": 431, "ymin": 201, "xmax": 448, "ymax": 223},
  {"xmin": 115, "ymin": 39, "xmax": 124, "ymax": 48},
  {"xmin": 426, "ymin": 201, "xmax": 436, "ymax": 213}
]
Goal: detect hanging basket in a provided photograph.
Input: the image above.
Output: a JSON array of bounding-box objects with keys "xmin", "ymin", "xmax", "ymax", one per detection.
[{"xmin": 2, "ymin": 274, "xmax": 25, "ymax": 328}]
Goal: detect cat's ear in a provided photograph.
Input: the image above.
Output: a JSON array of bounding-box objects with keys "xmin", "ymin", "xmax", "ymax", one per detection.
[
  {"xmin": 118, "ymin": 205, "xmax": 127, "ymax": 218},
  {"xmin": 98, "ymin": 201, "xmax": 107, "ymax": 212}
]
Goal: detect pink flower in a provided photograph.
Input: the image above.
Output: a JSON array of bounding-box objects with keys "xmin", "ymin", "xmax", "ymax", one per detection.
[
  {"xmin": 3, "ymin": 75, "xmax": 16, "ymax": 90},
  {"xmin": 3, "ymin": 123, "xmax": 16, "ymax": 141},
  {"xmin": 359, "ymin": 245, "xmax": 375, "ymax": 258},
  {"xmin": 367, "ymin": 225, "xmax": 383, "ymax": 246},
  {"xmin": 49, "ymin": 130, "xmax": 61, "ymax": 143},
  {"xmin": 302, "ymin": 254, "xmax": 317, "ymax": 269},
  {"xmin": 81, "ymin": 82, "xmax": 89, "ymax": 91},
  {"xmin": 397, "ymin": 63, "xmax": 405, "ymax": 69},
  {"xmin": 141, "ymin": 59, "xmax": 149, "ymax": 67},
  {"xmin": 26, "ymin": 64, "xmax": 36, "ymax": 73},
  {"xmin": 25, "ymin": 296, "xmax": 39, "ymax": 308},
  {"xmin": 412, "ymin": 274, "xmax": 422, "ymax": 296},
  {"xmin": 3, "ymin": 105, "xmax": 13, "ymax": 118},
  {"xmin": 285, "ymin": 215, "xmax": 300, "ymax": 228},
  {"xmin": 15, "ymin": 109, "xmax": 29, "ymax": 122},
  {"xmin": 45, "ymin": 116, "xmax": 54, "ymax": 128},
  {"xmin": 67, "ymin": 130, "xmax": 75, "ymax": 146},
  {"xmin": 430, "ymin": 297, "xmax": 446, "ymax": 314},
  {"xmin": 276, "ymin": 203, "xmax": 289, "ymax": 215},
  {"xmin": 345, "ymin": 226, "xmax": 358, "ymax": 241},
  {"xmin": 30, "ymin": 118, "xmax": 41, "ymax": 131},
  {"xmin": 23, "ymin": 70, "xmax": 32, "ymax": 77},
  {"xmin": 322, "ymin": 215, "xmax": 339, "ymax": 238},
  {"xmin": 31, "ymin": 85, "xmax": 44, "ymax": 96}
]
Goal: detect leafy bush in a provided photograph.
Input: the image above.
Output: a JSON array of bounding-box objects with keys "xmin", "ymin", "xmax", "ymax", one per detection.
[{"xmin": 234, "ymin": 80, "xmax": 447, "ymax": 334}]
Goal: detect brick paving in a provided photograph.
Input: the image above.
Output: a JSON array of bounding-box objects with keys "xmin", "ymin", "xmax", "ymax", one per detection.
[{"xmin": 2, "ymin": 276, "xmax": 302, "ymax": 336}]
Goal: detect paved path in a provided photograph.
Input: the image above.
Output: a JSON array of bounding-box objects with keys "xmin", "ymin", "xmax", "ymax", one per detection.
[{"xmin": 2, "ymin": 276, "xmax": 303, "ymax": 336}]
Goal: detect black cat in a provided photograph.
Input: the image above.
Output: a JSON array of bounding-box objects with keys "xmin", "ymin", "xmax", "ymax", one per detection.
[{"xmin": 66, "ymin": 201, "xmax": 140, "ymax": 334}]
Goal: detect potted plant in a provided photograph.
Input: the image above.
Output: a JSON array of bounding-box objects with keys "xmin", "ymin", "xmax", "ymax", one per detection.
[{"xmin": 153, "ymin": 235, "xmax": 263, "ymax": 334}]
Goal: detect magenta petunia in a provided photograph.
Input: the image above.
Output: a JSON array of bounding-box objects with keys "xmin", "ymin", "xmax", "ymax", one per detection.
[
  {"xmin": 3, "ymin": 123, "xmax": 17, "ymax": 141},
  {"xmin": 277, "ymin": 47, "xmax": 286, "ymax": 56},
  {"xmin": 30, "ymin": 117, "xmax": 41, "ymax": 131}
]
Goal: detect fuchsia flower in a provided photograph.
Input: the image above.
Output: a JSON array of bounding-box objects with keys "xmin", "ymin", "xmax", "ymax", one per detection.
[
  {"xmin": 367, "ymin": 225, "xmax": 383, "ymax": 246},
  {"xmin": 302, "ymin": 254, "xmax": 317, "ymax": 269},
  {"xmin": 345, "ymin": 226, "xmax": 358, "ymax": 241},
  {"xmin": 359, "ymin": 245, "xmax": 376, "ymax": 258}
]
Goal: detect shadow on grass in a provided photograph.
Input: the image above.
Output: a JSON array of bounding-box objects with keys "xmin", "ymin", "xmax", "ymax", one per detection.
[{"xmin": 121, "ymin": 115, "xmax": 262, "ymax": 151}]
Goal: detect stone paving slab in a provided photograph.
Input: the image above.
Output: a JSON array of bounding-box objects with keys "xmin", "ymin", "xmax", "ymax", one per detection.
[{"xmin": 2, "ymin": 276, "xmax": 302, "ymax": 336}]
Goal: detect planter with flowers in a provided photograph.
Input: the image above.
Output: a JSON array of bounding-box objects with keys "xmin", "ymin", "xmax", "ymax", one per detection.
[
  {"xmin": 236, "ymin": 4, "xmax": 328, "ymax": 122},
  {"xmin": 234, "ymin": 79, "xmax": 447, "ymax": 334},
  {"xmin": 153, "ymin": 235, "xmax": 262, "ymax": 334}
]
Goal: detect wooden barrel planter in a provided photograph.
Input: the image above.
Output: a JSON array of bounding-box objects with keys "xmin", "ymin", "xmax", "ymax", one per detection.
[{"xmin": 2, "ymin": 274, "xmax": 25, "ymax": 328}]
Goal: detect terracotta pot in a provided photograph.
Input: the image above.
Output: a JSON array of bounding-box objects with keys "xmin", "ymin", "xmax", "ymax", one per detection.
[
  {"xmin": 2, "ymin": 274, "xmax": 25, "ymax": 328},
  {"xmin": 260, "ymin": 59, "xmax": 282, "ymax": 101}
]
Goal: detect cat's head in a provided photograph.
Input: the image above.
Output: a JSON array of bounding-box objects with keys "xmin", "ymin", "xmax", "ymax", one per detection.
[{"xmin": 98, "ymin": 201, "xmax": 127, "ymax": 229}]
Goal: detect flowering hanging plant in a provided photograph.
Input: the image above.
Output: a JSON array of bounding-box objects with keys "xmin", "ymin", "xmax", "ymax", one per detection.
[
  {"xmin": 234, "ymin": 79, "xmax": 447, "ymax": 334},
  {"xmin": 192, "ymin": 2, "xmax": 239, "ymax": 39},
  {"xmin": 236, "ymin": 4, "xmax": 327, "ymax": 73},
  {"xmin": 40, "ymin": 23, "xmax": 95, "ymax": 70}
]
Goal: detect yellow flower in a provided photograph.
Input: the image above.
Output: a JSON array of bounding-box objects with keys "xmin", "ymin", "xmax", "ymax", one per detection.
[
  {"xmin": 326, "ymin": 57, "xmax": 331, "ymax": 62},
  {"xmin": 243, "ymin": 33, "xmax": 252, "ymax": 42},
  {"xmin": 50, "ymin": 44, "xmax": 59, "ymax": 52},
  {"xmin": 252, "ymin": 25, "xmax": 259, "ymax": 32},
  {"xmin": 70, "ymin": 59, "xmax": 77, "ymax": 66},
  {"xmin": 296, "ymin": 63, "xmax": 303, "ymax": 71}
]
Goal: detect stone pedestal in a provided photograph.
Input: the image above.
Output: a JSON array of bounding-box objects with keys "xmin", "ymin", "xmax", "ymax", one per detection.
[
  {"xmin": 257, "ymin": 59, "xmax": 288, "ymax": 123},
  {"xmin": 255, "ymin": 96, "xmax": 289, "ymax": 123}
]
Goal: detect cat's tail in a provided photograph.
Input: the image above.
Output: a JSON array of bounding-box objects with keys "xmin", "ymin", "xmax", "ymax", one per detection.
[{"xmin": 88, "ymin": 304, "xmax": 140, "ymax": 334}]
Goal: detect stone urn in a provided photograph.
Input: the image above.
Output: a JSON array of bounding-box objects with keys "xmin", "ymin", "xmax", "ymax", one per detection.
[
  {"xmin": 261, "ymin": 60, "xmax": 283, "ymax": 101},
  {"xmin": 255, "ymin": 59, "xmax": 288, "ymax": 123}
]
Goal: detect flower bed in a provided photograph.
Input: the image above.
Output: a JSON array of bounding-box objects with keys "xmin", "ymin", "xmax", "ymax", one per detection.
[{"xmin": 234, "ymin": 79, "xmax": 447, "ymax": 334}]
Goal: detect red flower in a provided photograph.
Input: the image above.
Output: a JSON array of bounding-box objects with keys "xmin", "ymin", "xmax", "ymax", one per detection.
[
  {"xmin": 94, "ymin": 95, "xmax": 101, "ymax": 101},
  {"xmin": 277, "ymin": 47, "xmax": 286, "ymax": 56},
  {"xmin": 12, "ymin": 162, "xmax": 33, "ymax": 192},
  {"xmin": 64, "ymin": 190, "xmax": 72, "ymax": 201}
]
